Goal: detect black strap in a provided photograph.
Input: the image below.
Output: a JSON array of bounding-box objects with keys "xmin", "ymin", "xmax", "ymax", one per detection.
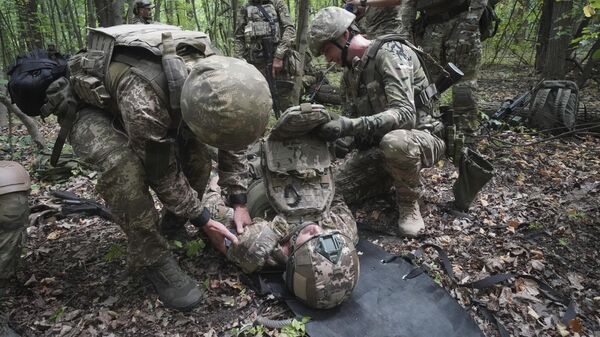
[{"xmin": 256, "ymin": 5, "xmax": 277, "ymax": 39}]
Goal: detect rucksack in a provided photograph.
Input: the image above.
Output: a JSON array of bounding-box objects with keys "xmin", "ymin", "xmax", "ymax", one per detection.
[
  {"xmin": 7, "ymin": 49, "xmax": 68, "ymax": 116},
  {"xmin": 527, "ymin": 80, "xmax": 579, "ymax": 131},
  {"xmin": 479, "ymin": 3, "xmax": 501, "ymax": 41}
]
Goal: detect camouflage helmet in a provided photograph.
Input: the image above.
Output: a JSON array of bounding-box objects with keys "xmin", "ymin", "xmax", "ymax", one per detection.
[
  {"xmin": 181, "ymin": 56, "xmax": 272, "ymax": 151},
  {"xmin": 309, "ymin": 7, "xmax": 356, "ymax": 56},
  {"xmin": 226, "ymin": 219, "xmax": 281, "ymax": 273},
  {"xmin": 285, "ymin": 226, "xmax": 360, "ymax": 309},
  {"xmin": 133, "ymin": 0, "xmax": 154, "ymax": 15},
  {"xmin": 0, "ymin": 161, "xmax": 31, "ymax": 196}
]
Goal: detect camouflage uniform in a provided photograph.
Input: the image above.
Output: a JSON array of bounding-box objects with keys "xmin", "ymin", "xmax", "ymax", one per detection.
[
  {"xmin": 204, "ymin": 190, "xmax": 358, "ymax": 274},
  {"xmin": 356, "ymin": 0, "xmax": 417, "ymax": 41},
  {"xmin": 234, "ymin": 0, "xmax": 299, "ymax": 111},
  {"xmin": 131, "ymin": 16, "xmax": 153, "ymax": 24},
  {"xmin": 416, "ymin": 0, "xmax": 489, "ymax": 136},
  {"xmin": 0, "ymin": 161, "xmax": 30, "ymax": 284}
]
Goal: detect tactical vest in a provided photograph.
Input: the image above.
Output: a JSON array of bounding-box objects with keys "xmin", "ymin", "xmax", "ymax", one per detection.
[
  {"xmin": 260, "ymin": 104, "xmax": 334, "ymax": 224},
  {"xmin": 243, "ymin": 3, "xmax": 280, "ymax": 62},
  {"xmin": 68, "ymin": 24, "xmax": 214, "ymax": 115},
  {"xmin": 349, "ymin": 35, "xmax": 436, "ymax": 133}
]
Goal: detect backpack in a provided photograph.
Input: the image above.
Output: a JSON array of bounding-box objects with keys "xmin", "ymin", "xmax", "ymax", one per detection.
[
  {"xmin": 479, "ymin": 3, "xmax": 501, "ymax": 41},
  {"xmin": 527, "ymin": 80, "xmax": 579, "ymax": 131},
  {"xmin": 7, "ymin": 49, "xmax": 68, "ymax": 116}
]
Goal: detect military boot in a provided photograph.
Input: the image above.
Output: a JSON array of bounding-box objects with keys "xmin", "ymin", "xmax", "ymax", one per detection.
[
  {"xmin": 143, "ymin": 255, "xmax": 204, "ymax": 311},
  {"xmin": 397, "ymin": 199, "xmax": 424, "ymax": 237}
]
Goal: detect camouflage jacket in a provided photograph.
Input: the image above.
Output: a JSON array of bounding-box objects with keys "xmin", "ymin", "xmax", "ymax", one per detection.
[
  {"xmin": 341, "ymin": 39, "xmax": 429, "ymax": 147},
  {"xmin": 131, "ymin": 16, "xmax": 153, "ymax": 24},
  {"xmin": 357, "ymin": 6, "xmax": 402, "ymax": 39},
  {"xmin": 234, "ymin": 0, "xmax": 296, "ymax": 61},
  {"xmin": 111, "ymin": 62, "xmax": 248, "ymax": 220}
]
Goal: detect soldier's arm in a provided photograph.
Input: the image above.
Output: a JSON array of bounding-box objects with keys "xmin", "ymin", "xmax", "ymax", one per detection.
[
  {"xmin": 234, "ymin": 6, "xmax": 248, "ymax": 59},
  {"xmin": 351, "ymin": 45, "xmax": 417, "ymax": 139},
  {"xmin": 274, "ymin": 0, "xmax": 296, "ymax": 59},
  {"xmin": 217, "ymin": 149, "xmax": 249, "ymax": 206}
]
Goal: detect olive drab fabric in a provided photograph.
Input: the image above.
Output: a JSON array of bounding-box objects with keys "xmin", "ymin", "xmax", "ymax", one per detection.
[
  {"xmin": 234, "ymin": 0, "xmax": 299, "ymax": 111},
  {"xmin": 0, "ymin": 162, "xmax": 30, "ymax": 281},
  {"xmin": 527, "ymin": 81, "xmax": 579, "ymax": 131},
  {"xmin": 181, "ymin": 56, "xmax": 272, "ymax": 151},
  {"xmin": 416, "ymin": 0, "xmax": 488, "ymax": 137},
  {"xmin": 357, "ymin": 0, "xmax": 418, "ymax": 41}
]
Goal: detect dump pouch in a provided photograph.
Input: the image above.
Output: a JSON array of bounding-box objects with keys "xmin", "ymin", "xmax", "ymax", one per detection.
[{"xmin": 452, "ymin": 148, "xmax": 494, "ymax": 211}]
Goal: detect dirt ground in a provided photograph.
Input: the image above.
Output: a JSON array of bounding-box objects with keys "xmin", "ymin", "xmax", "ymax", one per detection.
[{"xmin": 1, "ymin": 65, "xmax": 599, "ymax": 337}]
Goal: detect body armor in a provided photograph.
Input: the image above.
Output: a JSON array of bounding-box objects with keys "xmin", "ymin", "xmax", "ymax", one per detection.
[
  {"xmin": 68, "ymin": 24, "xmax": 214, "ymax": 111},
  {"xmin": 244, "ymin": 3, "xmax": 281, "ymax": 62},
  {"xmin": 260, "ymin": 105, "xmax": 334, "ymax": 224}
]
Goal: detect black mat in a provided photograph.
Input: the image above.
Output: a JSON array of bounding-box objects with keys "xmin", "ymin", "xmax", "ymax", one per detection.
[{"xmin": 249, "ymin": 240, "xmax": 484, "ymax": 337}]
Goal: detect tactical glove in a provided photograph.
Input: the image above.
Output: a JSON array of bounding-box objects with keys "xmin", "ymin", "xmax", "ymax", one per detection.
[{"xmin": 317, "ymin": 116, "xmax": 355, "ymax": 141}]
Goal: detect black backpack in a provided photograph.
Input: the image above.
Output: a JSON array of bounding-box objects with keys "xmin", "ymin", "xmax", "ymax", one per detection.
[
  {"xmin": 7, "ymin": 49, "xmax": 68, "ymax": 116},
  {"xmin": 479, "ymin": 3, "xmax": 501, "ymax": 41},
  {"xmin": 527, "ymin": 80, "xmax": 579, "ymax": 131}
]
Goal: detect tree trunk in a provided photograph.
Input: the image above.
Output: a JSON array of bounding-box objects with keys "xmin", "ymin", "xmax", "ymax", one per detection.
[
  {"xmin": 535, "ymin": 0, "xmax": 552, "ymax": 73},
  {"xmin": 66, "ymin": 0, "xmax": 84, "ymax": 49},
  {"xmin": 87, "ymin": 0, "xmax": 96, "ymax": 28},
  {"xmin": 154, "ymin": 0, "xmax": 161, "ymax": 22},
  {"xmin": 15, "ymin": 0, "xmax": 45, "ymax": 50},
  {"xmin": 112, "ymin": 0, "xmax": 124, "ymax": 25},
  {"xmin": 294, "ymin": 0, "xmax": 309, "ymax": 105},
  {"xmin": 541, "ymin": 0, "xmax": 573, "ymax": 79},
  {"xmin": 0, "ymin": 95, "xmax": 46, "ymax": 150}
]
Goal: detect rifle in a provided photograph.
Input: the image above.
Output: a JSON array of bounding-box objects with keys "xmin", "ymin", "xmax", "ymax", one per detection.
[
  {"xmin": 308, "ymin": 63, "xmax": 336, "ymax": 103},
  {"xmin": 51, "ymin": 190, "xmax": 114, "ymax": 221},
  {"xmin": 488, "ymin": 91, "xmax": 531, "ymax": 128},
  {"xmin": 261, "ymin": 35, "xmax": 281, "ymax": 118}
]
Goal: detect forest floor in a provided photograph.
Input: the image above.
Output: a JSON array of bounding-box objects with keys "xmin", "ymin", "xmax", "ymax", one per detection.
[{"xmin": 1, "ymin": 65, "xmax": 599, "ymax": 337}]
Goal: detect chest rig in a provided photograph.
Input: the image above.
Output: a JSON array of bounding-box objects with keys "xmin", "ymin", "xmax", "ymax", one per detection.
[
  {"xmin": 68, "ymin": 24, "xmax": 214, "ymax": 115},
  {"xmin": 244, "ymin": 2, "xmax": 280, "ymax": 62},
  {"xmin": 260, "ymin": 104, "xmax": 334, "ymax": 225}
]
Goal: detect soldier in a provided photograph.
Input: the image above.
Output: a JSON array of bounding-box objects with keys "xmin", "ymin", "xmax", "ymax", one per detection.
[
  {"xmin": 344, "ymin": 0, "xmax": 416, "ymax": 42},
  {"xmin": 7, "ymin": 25, "xmax": 272, "ymax": 311},
  {"xmin": 204, "ymin": 104, "xmax": 360, "ymax": 309},
  {"xmin": 0, "ymin": 161, "xmax": 30, "ymax": 337},
  {"xmin": 415, "ymin": 0, "xmax": 489, "ymax": 141},
  {"xmin": 234, "ymin": 0, "xmax": 299, "ymax": 114},
  {"xmin": 131, "ymin": 0, "xmax": 155, "ymax": 24},
  {"xmin": 308, "ymin": 7, "xmax": 447, "ymax": 237}
]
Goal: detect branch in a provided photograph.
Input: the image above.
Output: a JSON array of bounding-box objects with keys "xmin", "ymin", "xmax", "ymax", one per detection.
[{"xmin": 0, "ymin": 94, "xmax": 46, "ymax": 149}]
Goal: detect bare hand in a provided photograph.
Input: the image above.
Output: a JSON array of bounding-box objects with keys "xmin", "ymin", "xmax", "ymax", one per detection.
[
  {"xmin": 202, "ymin": 219, "xmax": 238, "ymax": 254},
  {"xmin": 272, "ymin": 57, "xmax": 284, "ymax": 77},
  {"xmin": 233, "ymin": 204, "xmax": 252, "ymax": 234}
]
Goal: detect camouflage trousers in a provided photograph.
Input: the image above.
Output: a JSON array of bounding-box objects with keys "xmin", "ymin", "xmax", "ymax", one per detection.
[
  {"xmin": 0, "ymin": 192, "xmax": 28, "ymax": 281},
  {"xmin": 336, "ymin": 129, "xmax": 445, "ymax": 205},
  {"xmin": 68, "ymin": 107, "xmax": 212, "ymax": 268},
  {"xmin": 203, "ymin": 185, "xmax": 358, "ymax": 273},
  {"xmin": 417, "ymin": 15, "xmax": 483, "ymax": 135}
]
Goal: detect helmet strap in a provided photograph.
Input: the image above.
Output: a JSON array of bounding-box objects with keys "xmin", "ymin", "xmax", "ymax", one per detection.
[{"xmin": 332, "ymin": 29, "xmax": 356, "ymax": 68}]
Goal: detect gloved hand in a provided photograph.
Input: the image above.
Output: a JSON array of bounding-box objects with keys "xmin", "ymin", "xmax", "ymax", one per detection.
[
  {"xmin": 334, "ymin": 136, "xmax": 354, "ymax": 158},
  {"xmin": 317, "ymin": 116, "xmax": 355, "ymax": 141}
]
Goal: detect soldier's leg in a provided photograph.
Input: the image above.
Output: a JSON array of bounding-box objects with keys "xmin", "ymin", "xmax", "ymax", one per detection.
[
  {"xmin": 379, "ymin": 129, "xmax": 445, "ymax": 236},
  {"xmin": 445, "ymin": 17, "xmax": 483, "ymax": 140},
  {"xmin": 0, "ymin": 192, "xmax": 28, "ymax": 283},
  {"xmin": 335, "ymin": 148, "xmax": 394, "ymax": 206},
  {"xmin": 417, "ymin": 21, "xmax": 450, "ymax": 81},
  {"xmin": 69, "ymin": 107, "xmax": 169, "ymax": 268}
]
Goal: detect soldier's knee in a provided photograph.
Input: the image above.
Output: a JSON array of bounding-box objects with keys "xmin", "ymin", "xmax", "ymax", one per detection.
[
  {"xmin": 0, "ymin": 192, "xmax": 29, "ymax": 230},
  {"xmin": 379, "ymin": 130, "xmax": 420, "ymax": 162}
]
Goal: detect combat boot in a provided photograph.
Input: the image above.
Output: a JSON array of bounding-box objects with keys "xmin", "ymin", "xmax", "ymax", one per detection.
[
  {"xmin": 397, "ymin": 200, "xmax": 424, "ymax": 237},
  {"xmin": 143, "ymin": 255, "xmax": 204, "ymax": 311}
]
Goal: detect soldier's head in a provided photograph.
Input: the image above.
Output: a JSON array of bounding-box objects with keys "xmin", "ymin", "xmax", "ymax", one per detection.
[
  {"xmin": 133, "ymin": 0, "xmax": 154, "ymax": 18},
  {"xmin": 309, "ymin": 6, "xmax": 360, "ymax": 67},
  {"xmin": 181, "ymin": 55, "xmax": 271, "ymax": 151},
  {"xmin": 0, "ymin": 161, "xmax": 31, "ymax": 226},
  {"xmin": 284, "ymin": 223, "xmax": 360, "ymax": 309}
]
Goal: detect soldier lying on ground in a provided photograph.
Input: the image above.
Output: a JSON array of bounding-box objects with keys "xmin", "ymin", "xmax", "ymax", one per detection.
[
  {"xmin": 203, "ymin": 104, "xmax": 360, "ymax": 309},
  {"xmin": 7, "ymin": 25, "xmax": 272, "ymax": 311}
]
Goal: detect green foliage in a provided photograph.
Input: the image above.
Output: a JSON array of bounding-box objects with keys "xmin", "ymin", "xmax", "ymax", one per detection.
[
  {"xmin": 528, "ymin": 222, "xmax": 544, "ymax": 230},
  {"xmin": 49, "ymin": 306, "xmax": 65, "ymax": 323},
  {"xmin": 280, "ymin": 317, "xmax": 311, "ymax": 337},
  {"xmin": 104, "ymin": 244, "xmax": 126, "ymax": 262},
  {"xmin": 184, "ymin": 239, "xmax": 206, "ymax": 258},
  {"xmin": 558, "ymin": 237, "xmax": 570, "ymax": 246}
]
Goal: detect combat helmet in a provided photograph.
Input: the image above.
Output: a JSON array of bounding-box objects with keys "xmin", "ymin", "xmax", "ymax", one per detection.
[
  {"xmin": 309, "ymin": 7, "xmax": 356, "ymax": 56},
  {"xmin": 0, "ymin": 161, "xmax": 31, "ymax": 196},
  {"xmin": 181, "ymin": 55, "xmax": 272, "ymax": 151},
  {"xmin": 285, "ymin": 224, "xmax": 360, "ymax": 309},
  {"xmin": 133, "ymin": 0, "xmax": 154, "ymax": 15}
]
